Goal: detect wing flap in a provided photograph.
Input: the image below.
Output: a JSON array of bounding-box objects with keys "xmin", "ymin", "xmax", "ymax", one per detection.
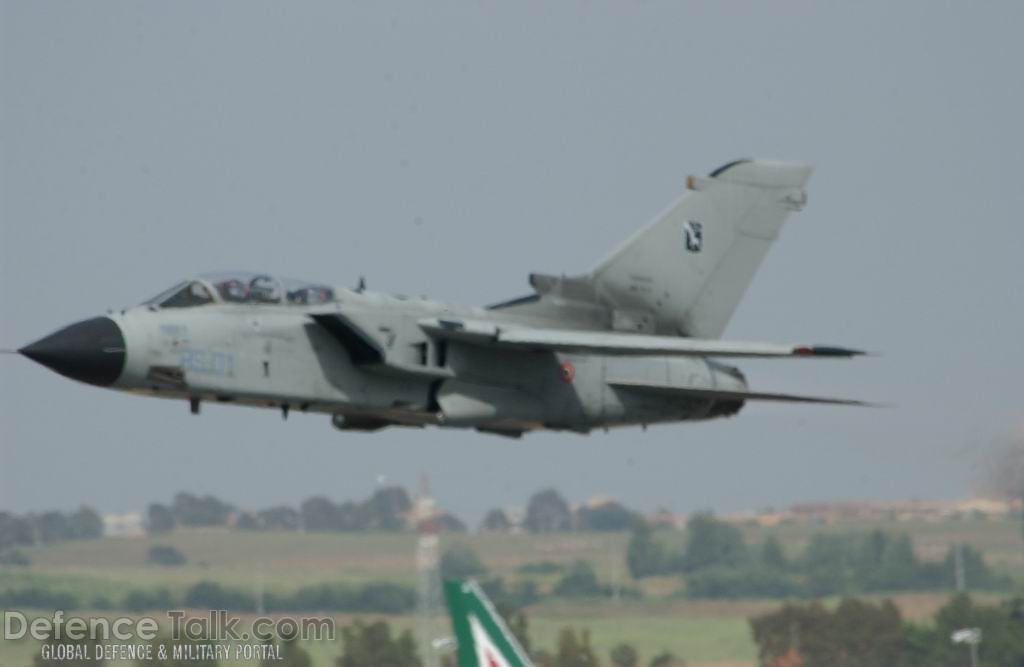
[{"xmin": 608, "ymin": 379, "xmax": 874, "ymax": 406}]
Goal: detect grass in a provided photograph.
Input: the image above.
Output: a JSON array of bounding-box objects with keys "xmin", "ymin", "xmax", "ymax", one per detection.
[
  {"xmin": 0, "ymin": 515, "xmax": 1020, "ymax": 667},
  {"xmin": 0, "ymin": 609, "xmax": 752, "ymax": 667},
  {"xmin": 5, "ymin": 595, "xmax": 1003, "ymax": 667},
  {"xmin": 531, "ymin": 614, "xmax": 755, "ymax": 664}
]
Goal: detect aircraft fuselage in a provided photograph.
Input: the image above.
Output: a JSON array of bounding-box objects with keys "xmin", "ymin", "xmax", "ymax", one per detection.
[{"xmin": 21, "ymin": 284, "xmax": 743, "ymax": 437}]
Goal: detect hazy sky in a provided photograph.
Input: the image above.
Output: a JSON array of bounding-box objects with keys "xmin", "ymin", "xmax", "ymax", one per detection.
[{"xmin": 2, "ymin": 1, "xmax": 1022, "ymax": 523}]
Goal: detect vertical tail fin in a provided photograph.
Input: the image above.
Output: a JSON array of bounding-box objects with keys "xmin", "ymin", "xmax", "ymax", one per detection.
[
  {"xmin": 443, "ymin": 580, "xmax": 533, "ymax": 667},
  {"xmin": 591, "ymin": 159, "xmax": 813, "ymax": 338}
]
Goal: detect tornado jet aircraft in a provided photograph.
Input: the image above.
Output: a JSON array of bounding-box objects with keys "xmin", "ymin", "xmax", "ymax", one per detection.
[{"xmin": 18, "ymin": 159, "xmax": 868, "ymax": 437}]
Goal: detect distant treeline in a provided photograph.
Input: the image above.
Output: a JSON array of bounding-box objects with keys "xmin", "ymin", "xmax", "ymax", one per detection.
[
  {"xmin": 0, "ymin": 580, "xmax": 416, "ymax": 614},
  {"xmin": 146, "ymin": 486, "xmax": 638, "ymax": 535},
  {"xmin": 751, "ymin": 594, "xmax": 1024, "ymax": 667},
  {"xmin": 147, "ymin": 487, "xmax": 431, "ymax": 533},
  {"xmin": 480, "ymin": 488, "xmax": 640, "ymax": 534},
  {"xmin": 0, "ymin": 486, "xmax": 642, "ymax": 543},
  {"xmin": 0, "ymin": 540, "xmax": 640, "ymax": 614},
  {"xmin": 440, "ymin": 543, "xmax": 641, "ymax": 607},
  {"xmin": 0, "ymin": 569, "xmax": 609, "ymax": 614},
  {"xmin": 0, "ymin": 507, "xmax": 103, "ymax": 553},
  {"xmin": 627, "ymin": 512, "xmax": 1010, "ymax": 598},
  {"xmin": 513, "ymin": 488, "xmax": 639, "ymax": 533}
]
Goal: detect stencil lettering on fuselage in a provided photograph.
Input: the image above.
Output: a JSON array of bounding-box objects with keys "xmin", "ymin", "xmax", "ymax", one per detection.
[{"xmin": 179, "ymin": 348, "xmax": 235, "ymax": 377}]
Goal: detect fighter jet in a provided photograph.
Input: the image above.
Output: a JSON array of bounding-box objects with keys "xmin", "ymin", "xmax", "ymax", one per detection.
[{"xmin": 18, "ymin": 159, "xmax": 868, "ymax": 437}]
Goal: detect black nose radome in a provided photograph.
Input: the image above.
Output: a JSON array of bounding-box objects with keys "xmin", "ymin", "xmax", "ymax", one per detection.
[{"xmin": 19, "ymin": 317, "xmax": 126, "ymax": 386}]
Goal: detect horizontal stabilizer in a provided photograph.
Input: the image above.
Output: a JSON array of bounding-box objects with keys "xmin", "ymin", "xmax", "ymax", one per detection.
[
  {"xmin": 419, "ymin": 318, "xmax": 864, "ymax": 359},
  {"xmin": 608, "ymin": 379, "xmax": 875, "ymax": 406}
]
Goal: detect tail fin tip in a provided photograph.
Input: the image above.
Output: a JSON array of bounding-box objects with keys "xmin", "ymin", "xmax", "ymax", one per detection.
[{"xmin": 709, "ymin": 158, "xmax": 813, "ymax": 189}]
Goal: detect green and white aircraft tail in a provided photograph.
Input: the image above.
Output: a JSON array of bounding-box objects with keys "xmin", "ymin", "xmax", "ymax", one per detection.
[{"xmin": 444, "ymin": 579, "xmax": 533, "ymax": 667}]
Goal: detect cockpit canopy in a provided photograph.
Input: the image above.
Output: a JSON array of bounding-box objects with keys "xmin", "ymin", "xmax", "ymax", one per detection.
[{"xmin": 145, "ymin": 272, "xmax": 335, "ymax": 309}]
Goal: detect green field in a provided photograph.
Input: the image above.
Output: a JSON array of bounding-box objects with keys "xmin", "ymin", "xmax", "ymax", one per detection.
[{"xmin": 1, "ymin": 516, "xmax": 1021, "ymax": 667}]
